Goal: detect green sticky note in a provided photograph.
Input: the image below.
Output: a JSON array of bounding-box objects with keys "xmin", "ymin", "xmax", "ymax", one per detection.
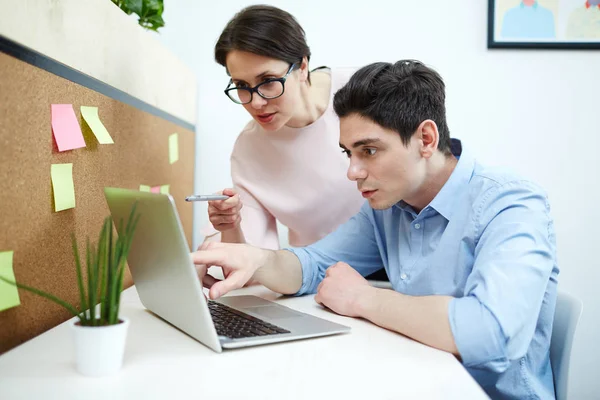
[
  {"xmin": 0, "ymin": 251, "xmax": 20, "ymax": 312},
  {"xmin": 80, "ymin": 106, "xmax": 114, "ymax": 144},
  {"xmin": 139, "ymin": 185, "xmax": 151, "ymax": 192},
  {"xmin": 51, "ymin": 163, "xmax": 76, "ymax": 212},
  {"xmin": 160, "ymin": 184, "xmax": 170, "ymax": 194},
  {"xmin": 169, "ymin": 133, "xmax": 179, "ymax": 164}
]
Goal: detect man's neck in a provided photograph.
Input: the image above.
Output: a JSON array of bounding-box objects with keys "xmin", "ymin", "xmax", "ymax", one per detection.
[
  {"xmin": 406, "ymin": 153, "xmax": 458, "ymax": 214},
  {"xmin": 286, "ymin": 72, "xmax": 331, "ymax": 128}
]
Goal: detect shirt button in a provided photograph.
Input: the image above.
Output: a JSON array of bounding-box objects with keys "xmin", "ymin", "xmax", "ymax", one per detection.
[
  {"xmin": 400, "ymin": 273, "xmax": 408, "ymax": 280},
  {"xmin": 414, "ymin": 223, "xmax": 421, "ymax": 230}
]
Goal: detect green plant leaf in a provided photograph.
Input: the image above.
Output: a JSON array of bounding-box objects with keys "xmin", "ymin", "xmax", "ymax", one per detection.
[
  {"xmin": 72, "ymin": 233, "xmax": 88, "ymax": 320},
  {"xmin": 7, "ymin": 203, "xmax": 140, "ymax": 327},
  {"xmin": 87, "ymin": 239, "xmax": 99, "ymax": 326},
  {"xmin": 101, "ymin": 218, "xmax": 113, "ymax": 322},
  {"xmin": 140, "ymin": 15, "xmax": 165, "ymax": 31},
  {"xmin": 85, "ymin": 238, "xmax": 92, "ymax": 325},
  {"xmin": 112, "ymin": 0, "xmax": 165, "ymax": 31},
  {"xmin": 0, "ymin": 276, "xmax": 83, "ymax": 322},
  {"xmin": 124, "ymin": 0, "xmax": 143, "ymax": 15},
  {"xmin": 142, "ymin": 0, "xmax": 163, "ymax": 14}
]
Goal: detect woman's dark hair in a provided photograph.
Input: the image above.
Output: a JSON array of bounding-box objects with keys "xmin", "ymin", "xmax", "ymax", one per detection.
[
  {"xmin": 334, "ymin": 60, "xmax": 452, "ymax": 155},
  {"xmin": 215, "ymin": 5, "xmax": 311, "ymax": 78}
]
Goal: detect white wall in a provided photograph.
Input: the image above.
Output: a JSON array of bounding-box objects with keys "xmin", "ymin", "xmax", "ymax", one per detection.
[
  {"xmin": 0, "ymin": 0, "xmax": 196, "ymax": 126},
  {"xmin": 157, "ymin": 1, "xmax": 600, "ymax": 398}
]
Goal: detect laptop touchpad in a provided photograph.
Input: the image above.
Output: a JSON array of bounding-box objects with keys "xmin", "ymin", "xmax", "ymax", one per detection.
[{"xmin": 246, "ymin": 306, "xmax": 303, "ymax": 320}]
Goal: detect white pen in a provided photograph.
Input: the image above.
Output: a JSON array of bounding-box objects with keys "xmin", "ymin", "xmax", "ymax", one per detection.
[{"xmin": 185, "ymin": 194, "xmax": 230, "ymax": 202}]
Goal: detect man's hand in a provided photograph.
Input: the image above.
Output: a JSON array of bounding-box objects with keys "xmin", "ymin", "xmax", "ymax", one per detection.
[
  {"xmin": 314, "ymin": 262, "xmax": 374, "ymax": 317},
  {"xmin": 192, "ymin": 242, "xmax": 269, "ymax": 300}
]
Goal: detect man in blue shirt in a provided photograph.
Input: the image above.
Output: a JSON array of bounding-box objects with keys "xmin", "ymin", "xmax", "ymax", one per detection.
[{"xmin": 193, "ymin": 60, "xmax": 559, "ymax": 399}]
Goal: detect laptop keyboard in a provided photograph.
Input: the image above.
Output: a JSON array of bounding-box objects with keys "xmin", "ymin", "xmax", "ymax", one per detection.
[{"xmin": 208, "ymin": 301, "xmax": 291, "ymax": 339}]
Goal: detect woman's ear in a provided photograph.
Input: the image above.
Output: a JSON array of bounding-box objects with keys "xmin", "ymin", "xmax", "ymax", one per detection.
[{"xmin": 298, "ymin": 56, "xmax": 309, "ymax": 83}]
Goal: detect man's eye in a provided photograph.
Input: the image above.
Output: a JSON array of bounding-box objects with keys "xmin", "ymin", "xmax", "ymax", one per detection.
[
  {"xmin": 235, "ymin": 83, "xmax": 248, "ymax": 88},
  {"xmin": 365, "ymin": 148, "xmax": 377, "ymax": 156},
  {"xmin": 341, "ymin": 149, "xmax": 351, "ymax": 158}
]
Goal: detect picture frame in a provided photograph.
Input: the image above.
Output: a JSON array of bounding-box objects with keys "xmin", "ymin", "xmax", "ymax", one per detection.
[{"xmin": 488, "ymin": 0, "xmax": 600, "ymax": 49}]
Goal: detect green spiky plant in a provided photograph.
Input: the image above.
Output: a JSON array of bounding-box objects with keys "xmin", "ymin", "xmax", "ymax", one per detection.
[{"xmin": 0, "ymin": 204, "xmax": 140, "ymax": 326}]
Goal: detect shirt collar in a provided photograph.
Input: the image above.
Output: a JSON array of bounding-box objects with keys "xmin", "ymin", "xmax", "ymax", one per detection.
[
  {"xmin": 585, "ymin": 1, "xmax": 600, "ymax": 8},
  {"xmin": 424, "ymin": 138, "xmax": 475, "ymax": 221}
]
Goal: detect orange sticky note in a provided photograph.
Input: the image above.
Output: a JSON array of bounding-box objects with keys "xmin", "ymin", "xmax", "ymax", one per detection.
[{"xmin": 51, "ymin": 104, "xmax": 86, "ymax": 151}]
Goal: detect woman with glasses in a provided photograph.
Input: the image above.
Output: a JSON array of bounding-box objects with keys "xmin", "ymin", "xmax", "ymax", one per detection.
[{"xmin": 201, "ymin": 5, "xmax": 388, "ymax": 281}]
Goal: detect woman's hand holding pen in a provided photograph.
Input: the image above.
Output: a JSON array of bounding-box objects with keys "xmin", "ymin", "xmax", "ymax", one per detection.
[{"xmin": 208, "ymin": 188, "xmax": 243, "ymax": 232}]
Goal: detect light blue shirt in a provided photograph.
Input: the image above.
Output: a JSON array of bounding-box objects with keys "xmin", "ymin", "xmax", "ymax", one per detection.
[
  {"xmin": 287, "ymin": 140, "xmax": 559, "ymax": 399},
  {"xmin": 501, "ymin": 1, "xmax": 556, "ymax": 39}
]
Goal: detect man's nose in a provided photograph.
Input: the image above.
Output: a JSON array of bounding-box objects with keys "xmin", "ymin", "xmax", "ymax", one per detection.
[{"xmin": 347, "ymin": 161, "xmax": 366, "ymax": 181}]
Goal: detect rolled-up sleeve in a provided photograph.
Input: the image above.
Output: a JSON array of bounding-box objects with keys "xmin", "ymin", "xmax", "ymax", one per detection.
[
  {"xmin": 286, "ymin": 202, "xmax": 383, "ymax": 295},
  {"xmin": 449, "ymin": 180, "xmax": 556, "ymax": 373}
]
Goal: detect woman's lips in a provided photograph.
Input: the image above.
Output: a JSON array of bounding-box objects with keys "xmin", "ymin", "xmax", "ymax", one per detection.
[{"xmin": 257, "ymin": 113, "xmax": 276, "ymax": 123}]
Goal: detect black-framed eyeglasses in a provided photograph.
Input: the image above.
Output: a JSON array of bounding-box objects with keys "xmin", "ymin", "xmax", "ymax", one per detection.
[{"xmin": 224, "ymin": 63, "xmax": 297, "ymax": 105}]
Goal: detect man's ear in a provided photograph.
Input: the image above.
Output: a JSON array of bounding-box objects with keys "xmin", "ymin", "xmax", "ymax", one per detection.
[{"xmin": 417, "ymin": 120, "xmax": 439, "ymax": 159}]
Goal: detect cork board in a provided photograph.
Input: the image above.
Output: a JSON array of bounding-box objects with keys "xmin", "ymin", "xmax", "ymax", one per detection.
[{"xmin": 0, "ymin": 52, "xmax": 195, "ymax": 353}]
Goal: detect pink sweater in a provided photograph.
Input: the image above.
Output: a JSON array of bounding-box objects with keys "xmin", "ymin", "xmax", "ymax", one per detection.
[{"xmin": 203, "ymin": 68, "xmax": 364, "ymax": 249}]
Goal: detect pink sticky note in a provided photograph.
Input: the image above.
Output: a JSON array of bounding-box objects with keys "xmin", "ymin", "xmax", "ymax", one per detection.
[
  {"xmin": 151, "ymin": 186, "xmax": 160, "ymax": 193},
  {"xmin": 51, "ymin": 104, "xmax": 86, "ymax": 151}
]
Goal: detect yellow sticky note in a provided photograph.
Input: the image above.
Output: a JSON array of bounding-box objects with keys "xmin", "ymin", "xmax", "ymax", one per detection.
[
  {"xmin": 51, "ymin": 163, "xmax": 76, "ymax": 212},
  {"xmin": 160, "ymin": 184, "xmax": 170, "ymax": 194},
  {"xmin": 0, "ymin": 251, "xmax": 20, "ymax": 312},
  {"xmin": 80, "ymin": 106, "xmax": 114, "ymax": 144},
  {"xmin": 139, "ymin": 185, "xmax": 151, "ymax": 192},
  {"xmin": 169, "ymin": 133, "xmax": 179, "ymax": 164}
]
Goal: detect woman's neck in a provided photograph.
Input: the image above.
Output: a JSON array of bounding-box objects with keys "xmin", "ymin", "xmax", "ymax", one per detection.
[{"xmin": 286, "ymin": 71, "xmax": 331, "ymax": 128}]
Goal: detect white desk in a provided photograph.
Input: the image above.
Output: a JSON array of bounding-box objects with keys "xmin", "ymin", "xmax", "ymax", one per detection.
[{"xmin": 0, "ymin": 285, "xmax": 489, "ymax": 400}]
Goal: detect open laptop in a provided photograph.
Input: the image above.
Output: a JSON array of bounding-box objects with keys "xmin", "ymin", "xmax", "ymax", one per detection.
[{"xmin": 104, "ymin": 187, "xmax": 350, "ymax": 353}]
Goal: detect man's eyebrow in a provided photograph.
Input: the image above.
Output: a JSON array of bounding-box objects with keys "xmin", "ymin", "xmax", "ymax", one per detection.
[{"xmin": 350, "ymin": 138, "xmax": 382, "ymax": 148}]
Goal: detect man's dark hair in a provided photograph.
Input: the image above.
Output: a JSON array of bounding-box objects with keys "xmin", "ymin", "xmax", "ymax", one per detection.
[
  {"xmin": 215, "ymin": 5, "xmax": 311, "ymax": 79},
  {"xmin": 333, "ymin": 60, "xmax": 452, "ymax": 154}
]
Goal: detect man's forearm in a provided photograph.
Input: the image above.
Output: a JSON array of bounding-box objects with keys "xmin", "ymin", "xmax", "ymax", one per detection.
[
  {"xmin": 253, "ymin": 250, "xmax": 303, "ymax": 295},
  {"xmin": 357, "ymin": 288, "xmax": 459, "ymax": 356}
]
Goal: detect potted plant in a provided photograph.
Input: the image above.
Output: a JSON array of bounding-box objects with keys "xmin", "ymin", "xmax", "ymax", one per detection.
[
  {"xmin": 0, "ymin": 204, "xmax": 140, "ymax": 377},
  {"xmin": 111, "ymin": 0, "xmax": 166, "ymax": 32}
]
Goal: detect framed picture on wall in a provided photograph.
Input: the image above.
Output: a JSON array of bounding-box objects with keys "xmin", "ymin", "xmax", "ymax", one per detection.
[{"xmin": 488, "ymin": 0, "xmax": 600, "ymax": 49}]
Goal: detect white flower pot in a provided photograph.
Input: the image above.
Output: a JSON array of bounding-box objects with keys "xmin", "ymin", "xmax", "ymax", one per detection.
[{"xmin": 70, "ymin": 317, "xmax": 129, "ymax": 377}]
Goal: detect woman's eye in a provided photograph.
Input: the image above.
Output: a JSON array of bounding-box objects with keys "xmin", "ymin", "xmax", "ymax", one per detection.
[
  {"xmin": 365, "ymin": 148, "xmax": 377, "ymax": 156},
  {"xmin": 260, "ymin": 81, "xmax": 274, "ymax": 87}
]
